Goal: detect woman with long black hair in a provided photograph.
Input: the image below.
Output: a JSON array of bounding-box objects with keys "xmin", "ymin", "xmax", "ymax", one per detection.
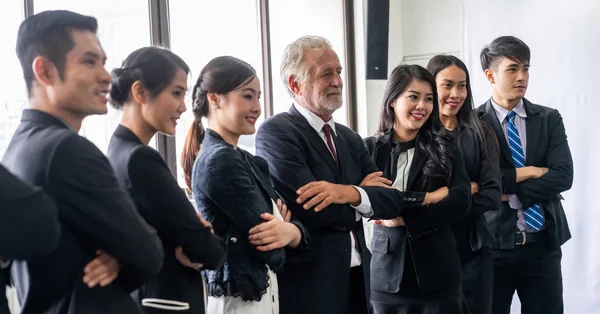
[{"xmin": 364, "ymin": 64, "xmax": 471, "ymax": 314}]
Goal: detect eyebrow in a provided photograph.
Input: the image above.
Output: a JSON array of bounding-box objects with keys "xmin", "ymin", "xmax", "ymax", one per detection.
[
  {"xmin": 173, "ymin": 85, "xmax": 187, "ymax": 91},
  {"xmin": 441, "ymin": 79, "xmax": 467, "ymax": 83},
  {"xmin": 82, "ymin": 51, "xmax": 107, "ymax": 63},
  {"xmin": 506, "ymin": 63, "xmax": 530, "ymax": 68},
  {"xmin": 242, "ymin": 87, "xmax": 259, "ymax": 94}
]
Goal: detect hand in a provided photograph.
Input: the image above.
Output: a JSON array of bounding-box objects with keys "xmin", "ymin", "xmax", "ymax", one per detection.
[
  {"xmin": 533, "ymin": 166, "xmax": 549, "ymax": 179},
  {"xmin": 373, "ymin": 216, "xmax": 405, "ymax": 228},
  {"xmin": 297, "ymin": 181, "xmax": 360, "ymax": 211},
  {"xmin": 197, "ymin": 213, "xmax": 214, "ymax": 234},
  {"xmin": 422, "ymin": 186, "xmax": 449, "ymax": 206},
  {"xmin": 83, "ymin": 250, "xmax": 121, "ymax": 288},
  {"xmin": 471, "ymin": 182, "xmax": 479, "ymax": 195},
  {"xmin": 360, "ymin": 171, "xmax": 392, "ymax": 188},
  {"xmin": 248, "ymin": 213, "xmax": 301, "ymax": 251},
  {"xmin": 501, "ymin": 194, "xmax": 509, "ymax": 201},
  {"xmin": 277, "ymin": 199, "xmax": 292, "ymax": 222},
  {"xmin": 175, "ymin": 246, "xmax": 203, "ymax": 271}
]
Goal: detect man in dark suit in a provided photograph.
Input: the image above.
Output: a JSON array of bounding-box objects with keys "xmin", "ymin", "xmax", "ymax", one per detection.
[
  {"xmin": 1, "ymin": 10, "xmax": 164, "ymax": 314},
  {"xmin": 255, "ymin": 36, "xmax": 425, "ymax": 314},
  {"xmin": 0, "ymin": 165, "xmax": 60, "ymax": 314},
  {"xmin": 476, "ymin": 36, "xmax": 573, "ymax": 314}
]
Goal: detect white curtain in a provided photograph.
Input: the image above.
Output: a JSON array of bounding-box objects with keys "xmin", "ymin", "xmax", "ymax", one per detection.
[{"xmin": 461, "ymin": 0, "xmax": 600, "ymax": 313}]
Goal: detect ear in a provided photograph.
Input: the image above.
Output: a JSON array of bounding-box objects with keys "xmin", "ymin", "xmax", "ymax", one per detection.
[
  {"xmin": 131, "ymin": 80, "xmax": 147, "ymax": 104},
  {"xmin": 32, "ymin": 56, "xmax": 57, "ymax": 88},
  {"xmin": 288, "ymin": 75, "xmax": 301, "ymax": 95},
  {"xmin": 207, "ymin": 92, "xmax": 220, "ymax": 109},
  {"xmin": 484, "ymin": 68, "xmax": 495, "ymax": 84}
]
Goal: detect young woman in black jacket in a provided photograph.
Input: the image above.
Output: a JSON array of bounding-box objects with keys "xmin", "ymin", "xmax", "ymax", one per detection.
[
  {"xmin": 182, "ymin": 56, "xmax": 309, "ymax": 314},
  {"xmin": 107, "ymin": 47, "xmax": 227, "ymax": 313},
  {"xmin": 364, "ymin": 64, "xmax": 471, "ymax": 314},
  {"xmin": 427, "ymin": 55, "xmax": 502, "ymax": 314}
]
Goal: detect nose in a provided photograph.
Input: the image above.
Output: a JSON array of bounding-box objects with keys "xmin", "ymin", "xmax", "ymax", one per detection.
[
  {"xmin": 99, "ymin": 66, "xmax": 112, "ymax": 85},
  {"xmin": 178, "ymin": 99, "xmax": 187, "ymax": 114},
  {"xmin": 416, "ymin": 98, "xmax": 427, "ymax": 110},
  {"xmin": 331, "ymin": 72, "xmax": 343, "ymax": 88},
  {"xmin": 451, "ymin": 87, "xmax": 461, "ymax": 99}
]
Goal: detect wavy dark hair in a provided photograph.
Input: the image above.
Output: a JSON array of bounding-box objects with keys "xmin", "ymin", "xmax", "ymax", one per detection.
[
  {"xmin": 377, "ymin": 64, "xmax": 454, "ymax": 185},
  {"xmin": 427, "ymin": 55, "xmax": 499, "ymax": 165},
  {"xmin": 180, "ymin": 56, "xmax": 256, "ymax": 191}
]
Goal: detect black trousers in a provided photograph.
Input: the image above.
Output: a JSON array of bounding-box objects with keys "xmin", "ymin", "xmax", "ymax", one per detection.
[
  {"xmin": 461, "ymin": 247, "xmax": 493, "ymax": 314},
  {"xmin": 346, "ymin": 266, "xmax": 369, "ymax": 314},
  {"xmin": 491, "ymin": 241, "xmax": 563, "ymax": 314}
]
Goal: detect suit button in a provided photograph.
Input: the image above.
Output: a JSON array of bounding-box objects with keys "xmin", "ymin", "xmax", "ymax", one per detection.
[
  {"xmin": 230, "ymin": 237, "xmax": 238, "ymax": 243},
  {"xmin": 411, "ymin": 198, "xmax": 416, "ymax": 201},
  {"xmin": 403, "ymin": 197, "xmax": 407, "ymax": 201}
]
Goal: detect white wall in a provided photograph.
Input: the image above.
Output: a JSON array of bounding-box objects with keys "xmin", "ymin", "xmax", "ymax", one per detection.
[{"xmin": 357, "ymin": 0, "xmax": 461, "ymax": 137}]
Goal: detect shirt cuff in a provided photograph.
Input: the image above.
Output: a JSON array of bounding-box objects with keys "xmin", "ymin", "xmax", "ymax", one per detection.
[
  {"xmin": 350, "ymin": 186, "xmax": 374, "ymax": 218},
  {"xmin": 508, "ymin": 194, "xmax": 523, "ymax": 209}
]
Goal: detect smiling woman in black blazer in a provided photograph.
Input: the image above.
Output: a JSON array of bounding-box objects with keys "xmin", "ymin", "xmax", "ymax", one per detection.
[
  {"xmin": 106, "ymin": 47, "xmax": 227, "ymax": 314},
  {"xmin": 427, "ymin": 55, "xmax": 502, "ymax": 314},
  {"xmin": 364, "ymin": 64, "xmax": 471, "ymax": 314},
  {"xmin": 181, "ymin": 56, "xmax": 309, "ymax": 314}
]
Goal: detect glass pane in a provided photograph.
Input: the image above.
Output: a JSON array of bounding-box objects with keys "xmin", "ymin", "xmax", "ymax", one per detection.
[
  {"xmin": 0, "ymin": 1, "xmax": 25, "ymax": 159},
  {"xmin": 170, "ymin": 0, "xmax": 263, "ymax": 187},
  {"xmin": 269, "ymin": 0, "xmax": 348, "ymax": 125},
  {"xmin": 34, "ymin": 0, "xmax": 153, "ymax": 152}
]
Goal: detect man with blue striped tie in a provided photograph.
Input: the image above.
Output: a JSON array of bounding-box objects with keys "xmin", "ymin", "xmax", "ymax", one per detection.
[{"xmin": 476, "ymin": 36, "xmax": 573, "ymax": 314}]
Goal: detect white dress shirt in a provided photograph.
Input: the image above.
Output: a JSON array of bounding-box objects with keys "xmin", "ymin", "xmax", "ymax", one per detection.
[{"xmin": 294, "ymin": 104, "xmax": 372, "ymax": 267}]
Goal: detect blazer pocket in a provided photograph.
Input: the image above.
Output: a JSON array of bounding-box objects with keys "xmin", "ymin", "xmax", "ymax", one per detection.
[
  {"xmin": 370, "ymin": 232, "xmax": 403, "ymax": 294},
  {"xmin": 371, "ymin": 232, "xmax": 389, "ymax": 254}
]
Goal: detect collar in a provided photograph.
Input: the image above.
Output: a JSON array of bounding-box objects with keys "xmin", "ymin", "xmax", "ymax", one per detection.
[{"xmin": 293, "ymin": 103, "xmax": 337, "ymax": 136}]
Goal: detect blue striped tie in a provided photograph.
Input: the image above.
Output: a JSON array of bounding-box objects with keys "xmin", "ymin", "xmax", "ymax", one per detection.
[{"xmin": 507, "ymin": 111, "xmax": 544, "ymax": 231}]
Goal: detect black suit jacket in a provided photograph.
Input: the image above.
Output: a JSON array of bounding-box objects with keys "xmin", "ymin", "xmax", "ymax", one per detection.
[
  {"xmin": 1, "ymin": 109, "xmax": 164, "ymax": 314},
  {"xmin": 476, "ymin": 99, "xmax": 572, "ymax": 249},
  {"xmin": 255, "ymin": 105, "xmax": 422, "ymax": 314},
  {"xmin": 107, "ymin": 125, "xmax": 227, "ymax": 314},
  {"xmin": 364, "ymin": 132, "xmax": 471, "ymax": 293},
  {"xmin": 452, "ymin": 125, "xmax": 502, "ymax": 256},
  {"xmin": 193, "ymin": 129, "xmax": 309, "ymax": 302},
  {"xmin": 0, "ymin": 165, "xmax": 61, "ymax": 314}
]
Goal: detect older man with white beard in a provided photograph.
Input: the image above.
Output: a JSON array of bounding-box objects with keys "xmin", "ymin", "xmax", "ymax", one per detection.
[{"xmin": 256, "ymin": 36, "xmax": 422, "ymax": 314}]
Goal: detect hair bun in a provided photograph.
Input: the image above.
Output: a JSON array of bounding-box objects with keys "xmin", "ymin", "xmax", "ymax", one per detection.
[{"xmin": 109, "ymin": 67, "xmax": 138, "ymax": 109}]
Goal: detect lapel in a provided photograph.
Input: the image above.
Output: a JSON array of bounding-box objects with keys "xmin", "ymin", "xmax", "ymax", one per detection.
[
  {"xmin": 374, "ymin": 133, "xmax": 393, "ymax": 179},
  {"xmin": 406, "ymin": 133, "xmax": 426, "ymax": 190},
  {"xmin": 288, "ymin": 105, "xmax": 342, "ymax": 182},
  {"xmin": 479, "ymin": 99, "xmax": 514, "ymax": 166},
  {"xmin": 243, "ymin": 151, "xmax": 277, "ymax": 203},
  {"xmin": 523, "ymin": 98, "xmax": 542, "ymax": 165}
]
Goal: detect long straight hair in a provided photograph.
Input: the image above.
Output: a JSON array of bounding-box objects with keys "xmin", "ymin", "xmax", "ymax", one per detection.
[
  {"xmin": 427, "ymin": 55, "xmax": 498, "ymax": 163},
  {"xmin": 377, "ymin": 64, "xmax": 454, "ymax": 185}
]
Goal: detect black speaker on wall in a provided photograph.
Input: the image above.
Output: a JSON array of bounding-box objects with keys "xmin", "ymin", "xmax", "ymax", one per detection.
[{"xmin": 365, "ymin": 0, "xmax": 390, "ymax": 79}]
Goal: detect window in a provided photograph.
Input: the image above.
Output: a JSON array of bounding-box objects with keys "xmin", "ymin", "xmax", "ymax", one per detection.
[
  {"xmin": 269, "ymin": 0, "xmax": 348, "ymax": 125},
  {"xmin": 169, "ymin": 0, "xmax": 264, "ymax": 187},
  {"xmin": 0, "ymin": 1, "xmax": 26, "ymax": 159},
  {"xmin": 35, "ymin": 0, "xmax": 152, "ymax": 152}
]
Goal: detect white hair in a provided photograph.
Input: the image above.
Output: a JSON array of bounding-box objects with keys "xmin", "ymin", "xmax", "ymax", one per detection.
[{"xmin": 280, "ymin": 35, "xmax": 333, "ymax": 97}]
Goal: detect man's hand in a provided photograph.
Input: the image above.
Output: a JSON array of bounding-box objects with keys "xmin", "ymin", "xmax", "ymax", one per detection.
[
  {"xmin": 198, "ymin": 214, "xmax": 214, "ymax": 234},
  {"xmin": 502, "ymin": 194, "xmax": 509, "ymax": 201},
  {"xmin": 297, "ymin": 181, "xmax": 360, "ymax": 211},
  {"xmin": 471, "ymin": 182, "xmax": 479, "ymax": 195},
  {"xmin": 276, "ymin": 199, "xmax": 292, "ymax": 222},
  {"xmin": 248, "ymin": 213, "xmax": 301, "ymax": 250},
  {"xmin": 360, "ymin": 171, "xmax": 392, "ymax": 188},
  {"xmin": 175, "ymin": 246, "xmax": 203, "ymax": 271},
  {"xmin": 373, "ymin": 216, "xmax": 405, "ymax": 228},
  {"xmin": 83, "ymin": 250, "xmax": 121, "ymax": 288},
  {"xmin": 516, "ymin": 166, "xmax": 549, "ymax": 182}
]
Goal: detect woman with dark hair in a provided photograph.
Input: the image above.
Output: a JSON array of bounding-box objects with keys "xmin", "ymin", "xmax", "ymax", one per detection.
[
  {"xmin": 182, "ymin": 56, "xmax": 309, "ymax": 314},
  {"xmin": 427, "ymin": 55, "xmax": 501, "ymax": 314},
  {"xmin": 364, "ymin": 64, "xmax": 471, "ymax": 314},
  {"xmin": 106, "ymin": 46, "xmax": 227, "ymax": 314}
]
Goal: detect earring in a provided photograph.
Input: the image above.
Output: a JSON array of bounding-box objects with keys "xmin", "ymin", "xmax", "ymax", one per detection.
[{"xmin": 211, "ymin": 105, "xmax": 220, "ymax": 109}]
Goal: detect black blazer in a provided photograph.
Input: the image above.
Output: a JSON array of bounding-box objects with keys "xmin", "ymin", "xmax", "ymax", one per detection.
[
  {"xmin": 107, "ymin": 125, "xmax": 227, "ymax": 314},
  {"xmin": 1, "ymin": 109, "xmax": 164, "ymax": 314},
  {"xmin": 364, "ymin": 131, "xmax": 471, "ymax": 293},
  {"xmin": 193, "ymin": 129, "xmax": 309, "ymax": 302},
  {"xmin": 255, "ymin": 105, "xmax": 422, "ymax": 314},
  {"xmin": 452, "ymin": 125, "xmax": 502, "ymax": 256},
  {"xmin": 0, "ymin": 165, "xmax": 60, "ymax": 314},
  {"xmin": 476, "ymin": 99, "xmax": 572, "ymax": 249}
]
